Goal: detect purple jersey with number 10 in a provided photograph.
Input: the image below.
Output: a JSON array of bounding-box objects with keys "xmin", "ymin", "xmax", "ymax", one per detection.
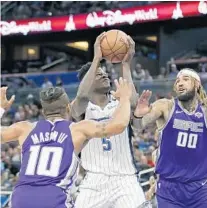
[
  {"xmin": 11, "ymin": 119, "xmax": 79, "ymax": 208},
  {"xmin": 156, "ymin": 99, "xmax": 207, "ymax": 182}
]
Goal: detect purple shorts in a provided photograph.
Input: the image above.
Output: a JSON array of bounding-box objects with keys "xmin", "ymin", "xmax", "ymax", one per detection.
[
  {"xmin": 11, "ymin": 185, "xmax": 74, "ymax": 208},
  {"xmin": 156, "ymin": 178, "xmax": 207, "ymax": 208}
]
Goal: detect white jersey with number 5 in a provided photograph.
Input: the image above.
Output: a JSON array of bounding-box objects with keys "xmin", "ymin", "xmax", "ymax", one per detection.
[{"xmin": 81, "ymin": 96, "xmax": 137, "ymax": 175}]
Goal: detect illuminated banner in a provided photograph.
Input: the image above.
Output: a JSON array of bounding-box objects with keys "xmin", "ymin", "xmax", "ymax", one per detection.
[{"xmin": 0, "ymin": 1, "xmax": 207, "ymax": 36}]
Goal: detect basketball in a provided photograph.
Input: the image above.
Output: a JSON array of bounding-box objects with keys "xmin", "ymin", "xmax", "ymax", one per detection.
[{"xmin": 100, "ymin": 30, "xmax": 129, "ymax": 63}]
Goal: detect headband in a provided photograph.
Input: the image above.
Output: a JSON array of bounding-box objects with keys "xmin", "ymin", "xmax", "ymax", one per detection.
[{"xmin": 177, "ymin": 68, "xmax": 201, "ymax": 83}]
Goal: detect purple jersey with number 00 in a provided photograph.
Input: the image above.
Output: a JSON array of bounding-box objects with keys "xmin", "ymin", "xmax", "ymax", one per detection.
[
  {"xmin": 16, "ymin": 119, "xmax": 79, "ymax": 189},
  {"xmin": 155, "ymin": 99, "xmax": 207, "ymax": 182}
]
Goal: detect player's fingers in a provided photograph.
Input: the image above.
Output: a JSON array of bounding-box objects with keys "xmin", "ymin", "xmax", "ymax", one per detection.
[
  {"xmin": 127, "ymin": 35, "xmax": 134, "ymax": 46},
  {"xmin": 119, "ymin": 77, "xmax": 124, "ymax": 86},
  {"xmin": 147, "ymin": 91, "xmax": 152, "ymax": 100},
  {"xmin": 1, "ymin": 87, "xmax": 8, "ymax": 99},
  {"xmin": 114, "ymin": 79, "xmax": 119, "ymax": 89},
  {"xmin": 145, "ymin": 90, "xmax": 152, "ymax": 100},
  {"xmin": 139, "ymin": 90, "xmax": 146, "ymax": 99},
  {"xmin": 8, "ymin": 95, "xmax": 15, "ymax": 106},
  {"xmin": 123, "ymin": 78, "xmax": 128, "ymax": 87},
  {"xmin": 110, "ymin": 91, "xmax": 116, "ymax": 97},
  {"xmin": 98, "ymin": 32, "xmax": 106, "ymax": 41},
  {"xmin": 143, "ymin": 90, "xmax": 150, "ymax": 99},
  {"xmin": 128, "ymin": 82, "xmax": 133, "ymax": 90},
  {"xmin": 140, "ymin": 90, "xmax": 146, "ymax": 99}
]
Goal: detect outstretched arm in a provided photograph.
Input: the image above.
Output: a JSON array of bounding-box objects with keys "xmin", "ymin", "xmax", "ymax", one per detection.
[
  {"xmin": 71, "ymin": 33, "xmax": 105, "ymax": 121},
  {"xmin": 0, "ymin": 86, "xmax": 23, "ymax": 144},
  {"xmin": 132, "ymin": 91, "xmax": 166, "ymax": 130},
  {"xmin": 122, "ymin": 36, "xmax": 139, "ymax": 110},
  {"xmin": 1, "ymin": 122, "xmax": 26, "ymax": 144}
]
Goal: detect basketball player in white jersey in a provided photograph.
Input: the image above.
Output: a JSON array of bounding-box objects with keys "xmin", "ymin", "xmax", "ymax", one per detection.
[{"xmin": 72, "ymin": 33, "xmax": 148, "ymax": 208}]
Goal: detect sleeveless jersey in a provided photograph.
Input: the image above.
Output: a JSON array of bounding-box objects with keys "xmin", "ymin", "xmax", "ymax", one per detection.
[
  {"xmin": 16, "ymin": 120, "xmax": 79, "ymax": 189},
  {"xmin": 155, "ymin": 99, "xmax": 207, "ymax": 182},
  {"xmin": 81, "ymin": 96, "xmax": 137, "ymax": 175}
]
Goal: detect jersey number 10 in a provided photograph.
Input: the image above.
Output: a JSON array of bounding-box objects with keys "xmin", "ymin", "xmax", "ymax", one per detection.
[
  {"xmin": 25, "ymin": 145, "xmax": 63, "ymax": 177},
  {"xmin": 176, "ymin": 132, "xmax": 198, "ymax": 149}
]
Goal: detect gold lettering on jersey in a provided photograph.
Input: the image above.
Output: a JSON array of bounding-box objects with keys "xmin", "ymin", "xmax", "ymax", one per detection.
[
  {"xmin": 173, "ymin": 119, "xmax": 204, "ymax": 133},
  {"xmin": 31, "ymin": 131, "xmax": 68, "ymax": 144}
]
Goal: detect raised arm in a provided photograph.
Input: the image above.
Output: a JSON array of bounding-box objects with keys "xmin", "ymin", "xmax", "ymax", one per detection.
[
  {"xmin": 122, "ymin": 36, "xmax": 139, "ymax": 110},
  {"xmin": 71, "ymin": 78, "xmax": 132, "ymax": 153},
  {"xmin": 0, "ymin": 87, "xmax": 21, "ymax": 143},
  {"xmin": 71, "ymin": 32, "xmax": 105, "ymax": 121},
  {"xmin": 132, "ymin": 91, "xmax": 167, "ymax": 130}
]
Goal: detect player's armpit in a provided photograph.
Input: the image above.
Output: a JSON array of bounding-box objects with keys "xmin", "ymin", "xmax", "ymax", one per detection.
[{"xmin": 1, "ymin": 121, "xmax": 27, "ymax": 144}]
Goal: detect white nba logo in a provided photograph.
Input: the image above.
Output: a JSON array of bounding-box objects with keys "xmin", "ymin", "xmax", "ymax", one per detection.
[{"xmin": 195, "ymin": 112, "xmax": 203, "ymax": 118}]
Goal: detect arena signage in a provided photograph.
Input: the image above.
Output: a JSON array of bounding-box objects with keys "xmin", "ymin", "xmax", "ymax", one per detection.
[{"xmin": 0, "ymin": 1, "xmax": 206, "ymax": 36}]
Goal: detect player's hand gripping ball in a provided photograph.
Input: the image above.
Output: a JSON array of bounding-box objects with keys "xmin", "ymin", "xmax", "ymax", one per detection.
[{"xmin": 100, "ymin": 30, "xmax": 129, "ymax": 63}]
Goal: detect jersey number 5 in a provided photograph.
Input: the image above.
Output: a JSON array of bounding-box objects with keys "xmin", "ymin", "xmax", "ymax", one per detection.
[
  {"xmin": 102, "ymin": 138, "xmax": 112, "ymax": 151},
  {"xmin": 176, "ymin": 132, "xmax": 198, "ymax": 149},
  {"xmin": 25, "ymin": 145, "xmax": 63, "ymax": 177}
]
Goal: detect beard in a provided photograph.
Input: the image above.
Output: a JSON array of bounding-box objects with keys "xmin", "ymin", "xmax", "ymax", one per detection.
[{"xmin": 177, "ymin": 89, "xmax": 196, "ymax": 102}]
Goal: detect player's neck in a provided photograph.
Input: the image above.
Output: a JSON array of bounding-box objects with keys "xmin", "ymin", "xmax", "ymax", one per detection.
[
  {"xmin": 91, "ymin": 93, "xmax": 109, "ymax": 108},
  {"xmin": 180, "ymin": 96, "xmax": 198, "ymax": 113},
  {"xmin": 46, "ymin": 114, "xmax": 66, "ymax": 121}
]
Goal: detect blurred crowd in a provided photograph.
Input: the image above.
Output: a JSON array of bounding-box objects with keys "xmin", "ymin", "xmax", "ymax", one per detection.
[
  {"xmin": 2, "ymin": 1, "xmax": 160, "ymax": 21},
  {"xmin": 107, "ymin": 61, "xmax": 207, "ymax": 85}
]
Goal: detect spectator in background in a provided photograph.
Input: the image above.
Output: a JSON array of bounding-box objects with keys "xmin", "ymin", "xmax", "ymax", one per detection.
[
  {"xmin": 45, "ymin": 56, "xmax": 53, "ymax": 65},
  {"xmin": 141, "ymin": 70, "xmax": 153, "ymax": 83},
  {"xmin": 56, "ymin": 76, "xmax": 63, "ymax": 86},
  {"xmin": 26, "ymin": 94, "xmax": 42, "ymax": 109},
  {"xmin": 14, "ymin": 106, "xmax": 26, "ymax": 122},
  {"xmin": 157, "ymin": 67, "xmax": 167, "ymax": 79},
  {"xmin": 198, "ymin": 63, "xmax": 207, "ymax": 80},
  {"xmin": 24, "ymin": 104, "xmax": 33, "ymax": 120},
  {"xmin": 168, "ymin": 63, "xmax": 179, "ymax": 78},
  {"xmin": 12, "ymin": 3, "xmax": 32, "ymax": 20},
  {"xmin": 132, "ymin": 63, "xmax": 145, "ymax": 80},
  {"xmin": 41, "ymin": 77, "xmax": 53, "ymax": 89}
]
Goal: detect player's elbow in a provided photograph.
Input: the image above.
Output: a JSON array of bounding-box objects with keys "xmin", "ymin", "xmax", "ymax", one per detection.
[{"xmin": 113, "ymin": 119, "xmax": 129, "ymax": 134}]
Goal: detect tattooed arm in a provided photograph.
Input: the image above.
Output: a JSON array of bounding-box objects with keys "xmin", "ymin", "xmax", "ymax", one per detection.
[{"xmin": 133, "ymin": 99, "xmax": 169, "ymax": 130}]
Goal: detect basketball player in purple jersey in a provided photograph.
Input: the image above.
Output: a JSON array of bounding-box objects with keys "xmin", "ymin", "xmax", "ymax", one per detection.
[
  {"xmin": 0, "ymin": 78, "xmax": 132, "ymax": 208},
  {"xmin": 133, "ymin": 69, "xmax": 207, "ymax": 208}
]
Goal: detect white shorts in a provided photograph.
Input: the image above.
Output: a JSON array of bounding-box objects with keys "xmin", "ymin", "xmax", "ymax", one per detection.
[{"xmin": 75, "ymin": 172, "xmax": 149, "ymax": 208}]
